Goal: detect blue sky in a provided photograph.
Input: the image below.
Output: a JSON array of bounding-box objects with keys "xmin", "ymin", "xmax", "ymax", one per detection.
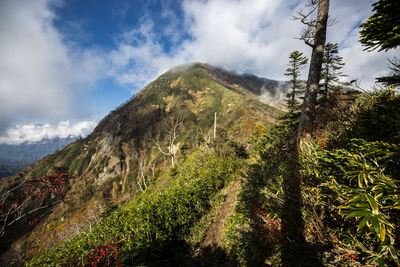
[{"xmin": 0, "ymin": 0, "xmax": 397, "ymax": 144}]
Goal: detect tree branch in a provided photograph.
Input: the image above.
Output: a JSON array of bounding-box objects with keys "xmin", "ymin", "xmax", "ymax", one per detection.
[{"xmin": 293, "ymin": 5, "xmax": 318, "ymax": 28}]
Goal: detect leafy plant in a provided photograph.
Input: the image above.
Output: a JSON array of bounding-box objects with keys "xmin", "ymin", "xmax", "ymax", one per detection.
[
  {"xmin": 27, "ymin": 146, "xmax": 244, "ymax": 266},
  {"xmin": 300, "ymin": 139, "xmax": 400, "ymax": 265},
  {"xmin": 85, "ymin": 243, "xmax": 121, "ymax": 267}
]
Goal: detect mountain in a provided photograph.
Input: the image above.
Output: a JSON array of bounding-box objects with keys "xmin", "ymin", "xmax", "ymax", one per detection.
[
  {"xmin": 0, "ymin": 137, "xmax": 78, "ymax": 179},
  {"xmin": 0, "ymin": 63, "xmax": 287, "ymax": 264}
]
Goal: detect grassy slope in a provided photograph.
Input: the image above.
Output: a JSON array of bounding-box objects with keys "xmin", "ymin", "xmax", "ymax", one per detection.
[
  {"xmin": 28, "ymin": 142, "xmax": 246, "ymax": 266},
  {"xmin": 1, "ymin": 63, "xmax": 283, "ymax": 263}
]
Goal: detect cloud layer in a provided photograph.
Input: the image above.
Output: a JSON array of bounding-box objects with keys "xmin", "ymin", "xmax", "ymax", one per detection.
[
  {"xmin": 0, "ymin": 0, "xmax": 397, "ymax": 143},
  {"xmin": 0, "ymin": 120, "xmax": 97, "ymax": 145},
  {"xmin": 0, "ymin": 0, "xmax": 106, "ymax": 133},
  {"xmin": 109, "ymin": 0, "xmax": 397, "ymax": 91},
  {"xmin": 108, "ymin": 0, "xmax": 306, "ymax": 89}
]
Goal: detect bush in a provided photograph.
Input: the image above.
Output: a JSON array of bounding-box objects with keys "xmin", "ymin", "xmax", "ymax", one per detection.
[
  {"xmin": 300, "ymin": 139, "xmax": 400, "ymax": 265},
  {"xmin": 27, "ymin": 147, "xmax": 244, "ymax": 266}
]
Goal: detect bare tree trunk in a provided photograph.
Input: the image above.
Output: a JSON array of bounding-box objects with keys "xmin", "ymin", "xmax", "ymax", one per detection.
[
  {"xmin": 214, "ymin": 112, "xmax": 217, "ymax": 139},
  {"xmin": 152, "ymin": 113, "xmax": 183, "ymax": 167},
  {"xmin": 137, "ymin": 180, "xmax": 143, "ymax": 192},
  {"xmin": 298, "ymin": 0, "xmax": 330, "ymax": 140},
  {"xmin": 140, "ymin": 160, "xmax": 147, "ymax": 189}
]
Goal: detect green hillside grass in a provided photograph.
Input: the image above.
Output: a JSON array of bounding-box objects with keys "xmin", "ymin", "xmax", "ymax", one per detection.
[
  {"xmin": 27, "ymin": 140, "xmax": 246, "ymax": 266},
  {"xmin": 1, "ymin": 63, "xmax": 284, "ymax": 264}
]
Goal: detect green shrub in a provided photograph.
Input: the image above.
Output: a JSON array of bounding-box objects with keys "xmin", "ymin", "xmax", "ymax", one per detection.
[
  {"xmin": 27, "ymin": 147, "xmax": 243, "ymax": 266},
  {"xmin": 300, "ymin": 139, "xmax": 400, "ymax": 265}
]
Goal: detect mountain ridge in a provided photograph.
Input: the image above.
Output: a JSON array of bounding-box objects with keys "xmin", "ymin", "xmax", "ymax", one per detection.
[{"xmin": 0, "ymin": 62, "xmax": 287, "ymax": 263}]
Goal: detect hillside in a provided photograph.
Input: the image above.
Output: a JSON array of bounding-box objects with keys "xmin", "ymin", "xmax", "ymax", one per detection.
[
  {"xmin": 0, "ymin": 63, "xmax": 286, "ymax": 264},
  {"xmin": 2, "ymin": 64, "xmax": 399, "ymax": 266},
  {"xmin": 20, "ymin": 86, "xmax": 400, "ymax": 266}
]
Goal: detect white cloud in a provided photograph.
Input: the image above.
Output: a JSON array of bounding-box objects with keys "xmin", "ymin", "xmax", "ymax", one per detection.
[
  {"xmin": 327, "ymin": 0, "xmax": 398, "ymax": 89},
  {"xmin": 0, "ymin": 0, "xmax": 107, "ymax": 133},
  {"xmin": 0, "ymin": 120, "xmax": 97, "ymax": 145},
  {"xmin": 180, "ymin": 0, "xmax": 305, "ymax": 77},
  {"xmin": 0, "ymin": 0, "xmax": 397, "ymax": 143},
  {"xmin": 110, "ymin": 0, "xmax": 397, "ymax": 92},
  {"xmin": 109, "ymin": 0, "xmax": 306, "ymax": 90}
]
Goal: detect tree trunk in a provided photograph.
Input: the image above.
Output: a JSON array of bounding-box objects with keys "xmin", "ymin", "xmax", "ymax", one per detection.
[
  {"xmin": 214, "ymin": 112, "xmax": 217, "ymax": 139},
  {"xmin": 298, "ymin": 0, "xmax": 330, "ymax": 140}
]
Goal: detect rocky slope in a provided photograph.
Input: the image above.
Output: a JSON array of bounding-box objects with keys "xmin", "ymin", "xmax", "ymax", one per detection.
[{"xmin": 0, "ymin": 63, "xmax": 286, "ymax": 263}]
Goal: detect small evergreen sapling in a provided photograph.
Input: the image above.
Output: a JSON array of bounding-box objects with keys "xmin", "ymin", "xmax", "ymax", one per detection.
[
  {"xmin": 282, "ymin": 51, "xmax": 308, "ymax": 134},
  {"xmin": 320, "ymin": 43, "xmax": 346, "ymax": 97},
  {"xmin": 284, "ymin": 50, "xmax": 308, "ymax": 113}
]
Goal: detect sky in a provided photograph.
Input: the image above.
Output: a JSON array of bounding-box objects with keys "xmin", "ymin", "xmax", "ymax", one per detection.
[{"xmin": 0, "ymin": 0, "xmax": 397, "ymax": 144}]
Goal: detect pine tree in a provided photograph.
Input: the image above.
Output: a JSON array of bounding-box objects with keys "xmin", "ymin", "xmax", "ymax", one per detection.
[
  {"xmin": 285, "ymin": 51, "xmax": 308, "ymax": 113},
  {"xmin": 359, "ymin": 0, "xmax": 400, "ymax": 52},
  {"xmin": 320, "ymin": 43, "xmax": 346, "ymax": 96},
  {"xmin": 376, "ymin": 57, "xmax": 400, "ymax": 87},
  {"xmin": 360, "ymin": 0, "xmax": 400, "ymax": 87}
]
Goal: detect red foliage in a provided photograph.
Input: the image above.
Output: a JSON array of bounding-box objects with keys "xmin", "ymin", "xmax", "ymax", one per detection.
[
  {"xmin": 344, "ymin": 252, "xmax": 358, "ymax": 261},
  {"xmin": 251, "ymin": 202, "xmax": 281, "ymax": 244},
  {"xmin": 24, "ymin": 172, "xmax": 68, "ymax": 199},
  {"xmin": 0, "ymin": 171, "xmax": 69, "ymax": 237},
  {"xmin": 85, "ymin": 243, "xmax": 121, "ymax": 267}
]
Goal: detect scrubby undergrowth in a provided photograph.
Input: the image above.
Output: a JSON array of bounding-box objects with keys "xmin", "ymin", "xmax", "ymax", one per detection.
[
  {"xmin": 27, "ymin": 139, "xmax": 247, "ymax": 266},
  {"xmin": 26, "ymin": 90, "xmax": 400, "ymax": 266},
  {"xmin": 221, "ymin": 89, "xmax": 400, "ymax": 266}
]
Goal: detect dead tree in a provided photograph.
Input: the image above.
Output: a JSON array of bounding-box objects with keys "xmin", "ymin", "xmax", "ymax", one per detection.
[
  {"xmin": 139, "ymin": 159, "xmax": 147, "ymax": 189},
  {"xmin": 152, "ymin": 114, "xmax": 183, "ymax": 167},
  {"xmin": 149, "ymin": 158, "xmax": 160, "ymax": 179},
  {"xmin": 132, "ymin": 151, "xmax": 148, "ymax": 191},
  {"xmin": 214, "ymin": 112, "xmax": 217, "ymax": 139},
  {"xmin": 295, "ymin": 0, "xmax": 330, "ymax": 140},
  {"xmin": 0, "ymin": 172, "xmax": 68, "ymax": 238}
]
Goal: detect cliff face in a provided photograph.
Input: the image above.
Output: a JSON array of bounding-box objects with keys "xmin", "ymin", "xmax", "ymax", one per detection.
[{"xmin": 0, "ymin": 63, "xmax": 285, "ymax": 262}]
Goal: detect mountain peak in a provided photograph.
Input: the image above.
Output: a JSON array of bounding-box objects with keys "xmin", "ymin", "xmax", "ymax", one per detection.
[
  {"xmin": 92, "ymin": 62, "xmax": 287, "ymax": 138},
  {"xmin": 0, "ymin": 61, "xmax": 286, "ymax": 261}
]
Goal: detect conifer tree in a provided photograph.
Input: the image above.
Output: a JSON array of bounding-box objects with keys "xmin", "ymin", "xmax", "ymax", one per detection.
[
  {"xmin": 320, "ymin": 43, "xmax": 346, "ymax": 96},
  {"xmin": 284, "ymin": 51, "xmax": 308, "ymax": 113},
  {"xmin": 360, "ymin": 0, "xmax": 400, "ymax": 87},
  {"xmin": 376, "ymin": 57, "xmax": 400, "ymax": 87},
  {"xmin": 359, "ymin": 0, "xmax": 400, "ymax": 52}
]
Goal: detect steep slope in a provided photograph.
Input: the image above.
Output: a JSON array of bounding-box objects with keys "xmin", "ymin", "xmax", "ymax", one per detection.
[{"xmin": 0, "ymin": 63, "xmax": 285, "ymax": 263}]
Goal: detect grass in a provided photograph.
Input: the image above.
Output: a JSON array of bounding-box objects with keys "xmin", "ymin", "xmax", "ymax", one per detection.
[{"xmin": 27, "ymin": 143, "xmax": 245, "ymax": 266}]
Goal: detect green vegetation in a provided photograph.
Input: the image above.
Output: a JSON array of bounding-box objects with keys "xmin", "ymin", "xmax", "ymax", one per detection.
[
  {"xmin": 0, "ymin": 63, "xmax": 285, "ymax": 265},
  {"xmin": 359, "ymin": 0, "xmax": 400, "ymax": 87},
  {"xmin": 320, "ymin": 43, "xmax": 346, "ymax": 97},
  {"xmin": 220, "ymin": 89, "xmax": 400, "ymax": 266},
  {"xmin": 284, "ymin": 50, "xmax": 308, "ymax": 113},
  {"xmin": 2, "ymin": 28, "xmax": 399, "ymax": 265},
  {"xmin": 359, "ymin": 0, "xmax": 400, "ymax": 52},
  {"xmin": 301, "ymin": 138, "xmax": 400, "ymax": 265},
  {"xmin": 28, "ymin": 140, "xmax": 246, "ymax": 266},
  {"xmin": 23, "ymin": 85, "xmax": 400, "ymax": 266}
]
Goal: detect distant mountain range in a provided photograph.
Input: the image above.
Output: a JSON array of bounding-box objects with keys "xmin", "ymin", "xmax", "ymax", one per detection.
[{"xmin": 0, "ymin": 136, "xmax": 78, "ymax": 178}]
